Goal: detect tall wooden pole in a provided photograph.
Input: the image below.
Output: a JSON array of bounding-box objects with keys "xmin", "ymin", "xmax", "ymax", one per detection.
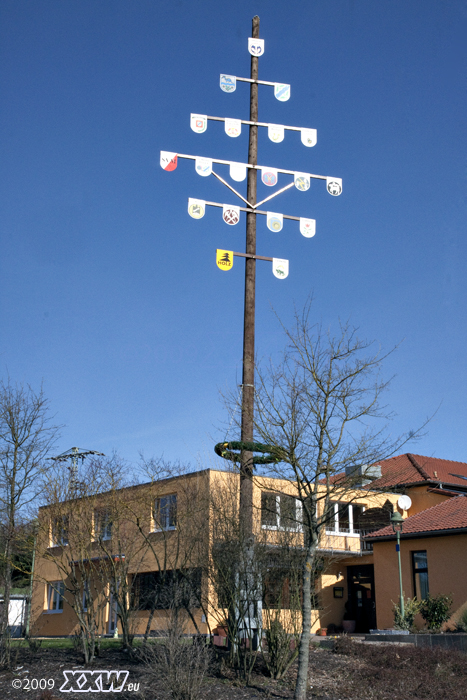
[{"xmin": 239, "ymin": 16, "xmax": 259, "ymax": 538}]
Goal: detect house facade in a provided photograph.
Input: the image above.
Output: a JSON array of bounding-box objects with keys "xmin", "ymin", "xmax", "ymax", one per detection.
[
  {"xmin": 366, "ymin": 494, "xmax": 467, "ymax": 630},
  {"xmin": 30, "ymin": 467, "xmax": 402, "ymax": 637},
  {"xmin": 30, "ymin": 453, "xmax": 467, "ymax": 638}
]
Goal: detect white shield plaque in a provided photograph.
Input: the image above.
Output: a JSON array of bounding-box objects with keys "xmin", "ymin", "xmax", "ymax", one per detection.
[
  {"xmin": 222, "ymin": 205, "xmax": 240, "ymax": 225},
  {"xmin": 261, "ymin": 168, "xmax": 278, "ymax": 187},
  {"xmin": 299, "ymin": 218, "xmax": 316, "ymax": 238},
  {"xmin": 326, "ymin": 177, "xmax": 342, "ymax": 196},
  {"xmin": 267, "ymin": 212, "xmax": 283, "ymax": 232},
  {"xmin": 268, "ymin": 124, "xmax": 284, "ymax": 143},
  {"xmin": 294, "ymin": 172, "xmax": 311, "ymax": 191},
  {"xmin": 160, "ymin": 151, "xmax": 178, "ymax": 171},
  {"xmin": 272, "ymin": 258, "xmax": 289, "ymax": 279},
  {"xmin": 230, "ymin": 162, "xmax": 247, "ymax": 182},
  {"xmin": 248, "ymin": 38, "xmax": 264, "ymax": 56},
  {"xmin": 188, "ymin": 199, "xmax": 206, "ymax": 219},
  {"xmin": 220, "ymin": 74, "xmax": 236, "ymax": 92},
  {"xmin": 274, "ymin": 84, "xmax": 290, "ymax": 101},
  {"xmin": 225, "ymin": 118, "xmax": 241, "ymax": 138},
  {"xmin": 301, "ymin": 128, "xmax": 317, "ymax": 147},
  {"xmin": 195, "ymin": 157, "xmax": 212, "ymax": 177},
  {"xmin": 190, "ymin": 114, "xmax": 207, "ymax": 134}
]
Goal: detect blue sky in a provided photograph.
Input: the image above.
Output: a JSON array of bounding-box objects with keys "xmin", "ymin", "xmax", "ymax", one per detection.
[{"xmin": 1, "ymin": 1, "xmax": 466, "ymax": 472}]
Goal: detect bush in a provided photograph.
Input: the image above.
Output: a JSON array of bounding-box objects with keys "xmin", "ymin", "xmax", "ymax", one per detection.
[
  {"xmin": 264, "ymin": 619, "xmax": 298, "ymax": 680},
  {"xmin": 454, "ymin": 607, "xmax": 467, "ymax": 632},
  {"xmin": 393, "ymin": 596, "xmax": 421, "ymax": 631},
  {"xmin": 420, "ymin": 594, "xmax": 453, "ymax": 631},
  {"xmin": 25, "ymin": 635, "xmax": 42, "ymax": 653},
  {"xmin": 140, "ymin": 619, "xmax": 212, "ymax": 700},
  {"xmin": 332, "ymin": 634, "xmax": 357, "ymax": 656}
]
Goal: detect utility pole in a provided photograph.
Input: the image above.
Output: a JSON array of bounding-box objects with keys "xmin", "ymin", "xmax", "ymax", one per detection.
[
  {"xmin": 240, "ymin": 15, "xmax": 260, "ymax": 538},
  {"xmin": 50, "ymin": 446, "xmax": 104, "ymax": 497}
]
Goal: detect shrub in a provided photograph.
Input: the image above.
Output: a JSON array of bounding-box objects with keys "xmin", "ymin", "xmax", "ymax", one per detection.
[
  {"xmin": 420, "ymin": 594, "xmax": 453, "ymax": 632},
  {"xmin": 264, "ymin": 619, "xmax": 298, "ymax": 680},
  {"xmin": 393, "ymin": 596, "xmax": 421, "ymax": 631},
  {"xmin": 140, "ymin": 618, "xmax": 212, "ymax": 700},
  {"xmin": 454, "ymin": 607, "xmax": 467, "ymax": 632},
  {"xmin": 332, "ymin": 634, "xmax": 357, "ymax": 656},
  {"xmin": 25, "ymin": 635, "xmax": 42, "ymax": 653}
]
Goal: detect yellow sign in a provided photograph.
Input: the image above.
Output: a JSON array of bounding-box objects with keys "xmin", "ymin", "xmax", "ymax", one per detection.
[{"xmin": 216, "ymin": 249, "xmax": 233, "ymax": 271}]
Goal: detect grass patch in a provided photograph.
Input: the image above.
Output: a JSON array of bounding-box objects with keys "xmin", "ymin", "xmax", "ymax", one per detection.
[{"xmin": 10, "ymin": 637, "xmax": 129, "ymax": 650}]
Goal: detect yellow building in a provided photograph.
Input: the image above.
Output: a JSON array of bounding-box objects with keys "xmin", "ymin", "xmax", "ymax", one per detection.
[
  {"xmin": 31, "ymin": 454, "xmax": 467, "ymax": 637},
  {"xmin": 31, "ymin": 465, "xmax": 404, "ymax": 638},
  {"xmin": 367, "ymin": 495, "xmax": 467, "ymax": 630}
]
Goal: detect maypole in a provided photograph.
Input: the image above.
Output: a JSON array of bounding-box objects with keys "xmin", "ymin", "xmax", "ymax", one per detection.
[{"xmin": 161, "ymin": 15, "xmax": 342, "ymax": 645}]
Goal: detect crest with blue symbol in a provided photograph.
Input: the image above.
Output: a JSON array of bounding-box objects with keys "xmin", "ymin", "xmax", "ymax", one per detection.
[{"xmin": 220, "ymin": 74, "xmax": 236, "ymax": 93}]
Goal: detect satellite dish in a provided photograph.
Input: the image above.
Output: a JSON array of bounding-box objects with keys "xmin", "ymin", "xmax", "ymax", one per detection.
[{"xmin": 397, "ymin": 495, "xmax": 412, "ymax": 511}]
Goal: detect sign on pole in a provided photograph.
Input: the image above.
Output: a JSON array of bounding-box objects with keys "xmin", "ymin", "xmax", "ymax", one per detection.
[
  {"xmin": 248, "ymin": 37, "xmax": 264, "ymax": 56},
  {"xmin": 160, "ymin": 152, "xmax": 178, "ymax": 171},
  {"xmin": 188, "ymin": 198, "xmax": 206, "ymax": 219},
  {"xmin": 272, "ymin": 258, "xmax": 289, "ymax": 279},
  {"xmin": 216, "ymin": 250, "xmax": 234, "ymax": 270}
]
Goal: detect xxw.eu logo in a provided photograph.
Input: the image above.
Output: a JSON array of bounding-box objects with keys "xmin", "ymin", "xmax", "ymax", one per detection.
[{"xmin": 60, "ymin": 669, "xmax": 138, "ymax": 693}]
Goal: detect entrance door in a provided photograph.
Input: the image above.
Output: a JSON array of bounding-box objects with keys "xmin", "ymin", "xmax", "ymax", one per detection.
[{"xmin": 347, "ymin": 564, "xmax": 376, "ymax": 632}]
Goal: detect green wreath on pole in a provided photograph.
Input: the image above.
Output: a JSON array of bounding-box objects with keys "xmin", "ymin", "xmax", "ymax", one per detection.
[{"xmin": 214, "ymin": 441, "xmax": 284, "ymax": 466}]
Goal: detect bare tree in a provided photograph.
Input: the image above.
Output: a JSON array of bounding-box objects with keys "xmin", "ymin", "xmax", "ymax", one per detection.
[
  {"xmin": 36, "ymin": 457, "xmax": 124, "ymax": 663},
  {"xmin": 71, "ymin": 455, "xmax": 149, "ymax": 651},
  {"xmin": 0, "ymin": 380, "xmax": 60, "ymax": 667},
  {"xmin": 206, "ymin": 472, "xmax": 308, "ymax": 685},
  {"xmin": 225, "ymin": 302, "xmax": 424, "ymax": 700},
  {"xmin": 128, "ymin": 458, "xmax": 209, "ymax": 642},
  {"xmin": 207, "ymin": 472, "xmax": 264, "ymax": 685}
]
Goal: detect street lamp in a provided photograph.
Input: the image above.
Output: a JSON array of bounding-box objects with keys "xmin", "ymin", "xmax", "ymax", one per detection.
[{"xmin": 390, "ymin": 511, "xmax": 404, "ymax": 620}]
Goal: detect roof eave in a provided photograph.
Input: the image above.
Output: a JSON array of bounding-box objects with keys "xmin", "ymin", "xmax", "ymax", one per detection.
[{"xmin": 366, "ymin": 527, "xmax": 467, "ymax": 542}]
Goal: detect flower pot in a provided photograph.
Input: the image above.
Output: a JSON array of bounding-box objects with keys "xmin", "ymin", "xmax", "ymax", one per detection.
[
  {"xmin": 342, "ymin": 620, "xmax": 356, "ymax": 633},
  {"xmin": 317, "ymin": 628, "xmax": 327, "ymax": 636}
]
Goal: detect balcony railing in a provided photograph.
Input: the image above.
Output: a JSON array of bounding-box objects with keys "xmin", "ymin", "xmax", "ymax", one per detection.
[{"xmin": 320, "ymin": 527, "xmax": 374, "ymax": 554}]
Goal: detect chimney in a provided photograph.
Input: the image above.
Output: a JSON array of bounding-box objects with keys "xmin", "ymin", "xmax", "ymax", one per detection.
[{"xmin": 345, "ymin": 464, "xmax": 382, "ymax": 487}]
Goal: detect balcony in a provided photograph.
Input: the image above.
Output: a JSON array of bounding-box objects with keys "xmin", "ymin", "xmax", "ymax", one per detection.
[{"xmin": 320, "ymin": 528, "xmax": 373, "ymax": 554}]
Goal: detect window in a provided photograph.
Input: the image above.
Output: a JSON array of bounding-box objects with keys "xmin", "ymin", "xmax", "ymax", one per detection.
[
  {"xmin": 154, "ymin": 494, "xmax": 177, "ymax": 531},
  {"xmin": 412, "ymin": 551, "xmax": 429, "ymax": 600},
  {"xmin": 262, "ymin": 566, "xmax": 317, "ymax": 610},
  {"xmin": 216, "ymin": 568, "xmax": 233, "ymax": 609},
  {"xmin": 263, "ymin": 567, "xmax": 302, "ymax": 609},
  {"xmin": 82, "ymin": 582, "xmax": 90, "ymax": 612},
  {"xmin": 51, "ymin": 516, "xmax": 69, "ymax": 546},
  {"xmin": 47, "ymin": 581, "xmax": 64, "ymax": 612},
  {"xmin": 131, "ymin": 569, "xmax": 201, "ymax": 611},
  {"xmin": 326, "ymin": 502, "xmax": 364, "ymax": 534},
  {"xmin": 94, "ymin": 509, "xmax": 112, "ymax": 540},
  {"xmin": 261, "ymin": 492, "xmax": 278, "ymax": 527},
  {"xmin": 261, "ymin": 492, "xmax": 301, "ymax": 530},
  {"xmin": 352, "ymin": 505, "xmax": 366, "ymax": 530}
]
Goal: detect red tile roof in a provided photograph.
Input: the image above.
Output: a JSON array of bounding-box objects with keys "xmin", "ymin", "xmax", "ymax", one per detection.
[
  {"xmin": 366, "ymin": 495, "xmax": 467, "ymax": 539},
  {"xmin": 369, "ymin": 453, "xmax": 467, "ymax": 491}
]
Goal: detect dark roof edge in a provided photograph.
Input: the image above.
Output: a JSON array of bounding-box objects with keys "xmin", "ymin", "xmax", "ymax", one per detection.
[
  {"xmin": 407, "ymin": 453, "xmax": 431, "ymax": 480},
  {"xmin": 39, "ymin": 467, "xmax": 221, "ymax": 510},
  {"xmin": 369, "ymin": 478, "xmax": 467, "ymax": 493},
  {"xmin": 366, "ymin": 527, "xmax": 467, "ymax": 542}
]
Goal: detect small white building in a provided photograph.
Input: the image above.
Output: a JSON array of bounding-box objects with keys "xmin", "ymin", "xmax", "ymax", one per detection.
[{"xmin": 0, "ymin": 594, "xmax": 28, "ymax": 637}]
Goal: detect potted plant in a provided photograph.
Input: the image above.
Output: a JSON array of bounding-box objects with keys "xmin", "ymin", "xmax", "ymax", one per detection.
[{"xmin": 342, "ymin": 602, "xmax": 356, "ymax": 633}]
